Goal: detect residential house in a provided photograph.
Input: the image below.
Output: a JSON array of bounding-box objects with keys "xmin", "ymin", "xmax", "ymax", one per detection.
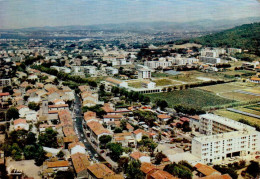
[
  {"xmin": 16, "ymin": 105, "xmax": 30, "ymax": 118},
  {"xmin": 46, "ymin": 160, "xmax": 70, "ymax": 172},
  {"xmin": 194, "ymin": 163, "xmax": 221, "ymax": 178},
  {"xmin": 71, "ymin": 152, "xmax": 90, "ymax": 178},
  {"xmin": 130, "ymin": 151, "xmax": 151, "ymax": 163},
  {"xmin": 13, "ymin": 118, "xmax": 29, "ymax": 131},
  {"xmin": 68, "ymin": 142, "xmax": 86, "ymax": 155},
  {"xmin": 86, "ymin": 163, "xmax": 115, "ymax": 179},
  {"xmin": 132, "ymin": 129, "xmax": 148, "ymax": 142}
]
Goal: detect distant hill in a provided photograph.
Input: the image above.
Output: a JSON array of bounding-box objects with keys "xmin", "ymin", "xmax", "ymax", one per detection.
[
  {"xmin": 4, "ymin": 16, "xmax": 260, "ymax": 33},
  {"xmin": 177, "ymin": 23, "xmax": 260, "ymax": 55}
]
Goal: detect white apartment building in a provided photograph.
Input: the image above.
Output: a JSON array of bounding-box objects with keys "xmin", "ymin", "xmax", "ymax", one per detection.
[
  {"xmin": 0, "ymin": 79, "xmax": 11, "ymax": 87},
  {"xmin": 192, "ymin": 114, "xmax": 259, "ymax": 164},
  {"xmin": 228, "ymin": 48, "xmax": 242, "ymax": 54},
  {"xmin": 199, "ymin": 114, "xmax": 255, "ymax": 135},
  {"xmin": 144, "ymin": 60, "xmax": 172, "ymax": 69},
  {"xmin": 83, "ymin": 66, "xmax": 97, "ymax": 76},
  {"xmin": 192, "ymin": 130, "xmax": 259, "ymax": 164},
  {"xmin": 138, "ymin": 68, "xmax": 151, "ymax": 79},
  {"xmin": 172, "ymin": 58, "xmax": 199, "ymax": 65}
]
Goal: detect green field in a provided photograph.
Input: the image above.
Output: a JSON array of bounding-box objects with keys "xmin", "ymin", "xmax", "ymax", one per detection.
[
  {"xmin": 153, "ymin": 79, "xmax": 181, "ymax": 86},
  {"xmin": 146, "ymin": 88, "xmax": 235, "ymax": 109},
  {"xmin": 215, "ymin": 109, "xmax": 260, "ymax": 126},
  {"xmin": 199, "ymin": 83, "xmax": 245, "ymax": 93}
]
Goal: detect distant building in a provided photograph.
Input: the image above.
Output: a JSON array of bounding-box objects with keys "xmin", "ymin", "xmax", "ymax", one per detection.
[
  {"xmin": 138, "ymin": 68, "xmax": 151, "ymax": 79},
  {"xmin": 141, "ymin": 81, "xmax": 156, "ymax": 89},
  {"xmin": 0, "ymin": 79, "xmax": 11, "ymax": 87}
]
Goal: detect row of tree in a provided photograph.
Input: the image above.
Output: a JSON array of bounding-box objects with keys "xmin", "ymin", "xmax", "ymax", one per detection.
[{"xmin": 31, "ymin": 65, "xmax": 97, "ymax": 87}]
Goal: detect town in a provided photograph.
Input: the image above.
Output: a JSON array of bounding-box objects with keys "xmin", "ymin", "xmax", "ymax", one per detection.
[{"xmin": 0, "ymin": 23, "xmax": 260, "ymax": 179}]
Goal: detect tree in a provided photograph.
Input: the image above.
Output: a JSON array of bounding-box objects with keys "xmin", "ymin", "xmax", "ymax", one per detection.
[
  {"xmin": 213, "ymin": 165, "xmax": 238, "ymax": 179},
  {"xmin": 34, "ymin": 145, "xmax": 47, "ymax": 166},
  {"xmin": 26, "ymin": 132, "xmax": 36, "ymax": 145},
  {"xmin": 24, "ymin": 145, "xmax": 36, "ymax": 159},
  {"xmin": 99, "ymin": 135, "xmax": 112, "ymax": 146},
  {"xmin": 55, "ymin": 170, "xmax": 74, "ymax": 179},
  {"xmin": 38, "ymin": 128, "xmax": 58, "ymax": 148},
  {"xmin": 246, "ymin": 161, "xmax": 259, "ymax": 178},
  {"xmin": 126, "ymin": 160, "xmax": 144, "ymax": 179},
  {"xmin": 6, "ymin": 107, "xmax": 19, "ymax": 121},
  {"xmin": 107, "ymin": 142, "xmax": 123, "ymax": 161},
  {"xmin": 120, "ymin": 119, "xmax": 127, "ymax": 130},
  {"xmin": 143, "ymin": 96, "xmax": 150, "ymax": 105},
  {"xmin": 10, "ymin": 143, "xmax": 23, "ymax": 161},
  {"xmin": 118, "ymin": 157, "xmax": 129, "ymax": 172},
  {"xmin": 114, "ymin": 127, "xmax": 123, "ymax": 133},
  {"xmin": 156, "ymin": 100, "xmax": 168, "ymax": 110},
  {"xmin": 164, "ymin": 163, "xmax": 192, "ymax": 179},
  {"xmin": 28, "ymin": 102, "xmax": 40, "ymax": 111},
  {"xmin": 57, "ymin": 150, "xmax": 65, "ymax": 159},
  {"xmin": 155, "ymin": 152, "xmax": 167, "ymax": 164}
]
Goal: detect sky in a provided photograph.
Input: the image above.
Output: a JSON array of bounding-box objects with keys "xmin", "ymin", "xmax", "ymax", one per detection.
[{"xmin": 0, "ymin": 0, "xmax": 260, "ymax": 29}]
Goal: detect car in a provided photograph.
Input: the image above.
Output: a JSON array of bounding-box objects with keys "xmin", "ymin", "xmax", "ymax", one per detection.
[{"xmin": 84, "ymin": 139, "xmax": 87, "ymax": 142}]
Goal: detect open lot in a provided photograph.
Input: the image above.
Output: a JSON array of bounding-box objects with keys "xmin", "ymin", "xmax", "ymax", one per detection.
[
  {"xmin": 128, "ymin": 81, "xmax": 143, "ymax": 88},
  {"xmin": 146, "ymin": 88, "xmax": 235, "ymax": 109},
  {"xmin": 199, "ymin": 83, "xmax": 245, "ymax": 93}
]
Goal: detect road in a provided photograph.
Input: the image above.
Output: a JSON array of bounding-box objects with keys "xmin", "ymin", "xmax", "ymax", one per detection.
[{"xmin": 72, "ymin": 93, "xmax": 101, "ymax": 160}]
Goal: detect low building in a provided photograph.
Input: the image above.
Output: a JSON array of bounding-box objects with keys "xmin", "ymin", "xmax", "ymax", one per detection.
[
  {"xmin": 46, "ymin": 160, "xmax": 70, "ymax": 172},
  {"xmin": 105, "ymin": 77, "xmax": 128, "ymax": 88},
  {"xmin": 130, "ymin": 151, "xmax": 151, "ymax": 163},
  {"xmin": 86, "ymin": 163, "xmax": 114, "ymax": 179},
  {"xmin": 71, "ymin": 152, "xmax": 90, "ymax": 178},
  {"xmin": 13, "ymin": 118, "xmax": 29, "ymax": 130},
  {"xmin": 142, "ymin": 81, "xmax": 156, "ymax": 89}
]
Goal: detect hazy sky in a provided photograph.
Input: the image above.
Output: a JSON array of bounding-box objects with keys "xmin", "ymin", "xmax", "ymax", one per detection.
[{"xmin": 0, "ymin": 0, "xmax": 260, "ymax": 29}]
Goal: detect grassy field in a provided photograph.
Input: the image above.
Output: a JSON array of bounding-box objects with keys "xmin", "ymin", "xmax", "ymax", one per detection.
[
  {"xmin": 153, "ymin": 79, "xmax": 181, "ymax": 86},
  {"xmin": 221, "ymin": 92, "xmax": 260, "ymax": 102},
  {"xmin": 128, "ymin": 81, "xmax": 143, "ymax": 88},
  {"xmin": 215, "ymin": 109, "xmax": 260, "ymax": 126},
  {"xmin": 199, "ymin": 83, "xmax": 245, "ymax": 93},
  {"xmin": 146, "ymin": 88, "xmax": 235, "ymax": 109}
]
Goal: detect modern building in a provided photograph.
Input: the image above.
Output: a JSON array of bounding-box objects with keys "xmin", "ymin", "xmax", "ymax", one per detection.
[
  {"xmin": 141, "ymin": 81, "xmax": 156, "ymax": 89},
  {"xmin": 138, "ymin": 67, "xmax": 151, "ymax": 79},
  {"xmin": 192, "ymin": 114, "xmax": 259, "ymax": 164},
  {"xmin": 144, "ymin": 60, "xmax": 172, "ymax": 69}
]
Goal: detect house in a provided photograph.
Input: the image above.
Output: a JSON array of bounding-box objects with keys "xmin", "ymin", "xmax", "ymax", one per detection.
[
  {"xmin": 16, "ymin": 105, "xmax": 30, "ymax": 118},
  {"xmin": 102, "ymin": 103, "xmax": 115, "ymax": 114},
  {"xmin": 86, "ymin": 163, "xmax": 115, "ymax": 179},
  {"xmin": 49, "ymin": 104, "xmax": 69, "ymax": 111},
  {"xmin": 132, "ymin": 129, "xmax": 148, "ymax": 142},
  {"xmin": 13, "ymin": 118, "xmax": 29, "ymax": 130},
  {"xmin": 46, "ymin": 160, "xmax": 70, "ymax": 172},
  {"xmin": 250, "ymin": 77, "xmax": 260, "ymax": 83},
  {"xmin": 106, "ymin": 67, "xmax": 119, "ymax": 75},
  {"xmin": 130, "ymin": 151, "xmax": 151, "ymax": 163},
  {"xmin": 53, "ymin": 99, "xmax": 65, "ymax": 105},
  {"xmin": 86, "ymin": 121, "xmax": 112, "ymax": 146},
  {"xmin": 105, "ymin": 77, "xmax": 128, "ymax": 88},
  {"xmin": 147, "ymin": 170, "xmax": 177, "ymax": 179},
  {"xmin": 68, "ymin": 142, "xmax": 86, "ymax": 155},
  {"xmin": 84, "ymin": 111, "xmax": 99, "ymax": 123},
  {"xmin": 140, "ymin": 162, "xmax": 157, "ymax": 176},
  {"xmin": 194, "ymin": 163, "xmax": 221, "ymax": 177},
  {"xmin": 114, "ymin": 132, "xmax": 136, "ymax": 147},
  {"xmin": 63, "ymin": 135, "xmax": 79, "ymax": 149},
  {"xmin": 71, "ymin": 152, "xmax": 90, "ymax": 178},
  {"xmin": 157, "ymin": 114, "xmax": 171, "ymax": 122},
  {"xmin": 0, "ymin": 92, "xmax": 11, "ymax": 102},
  {"xmin": 25, "ymin": 110, "xmax": 38, "ymax": 122},
  {"xmin": 103, "ymin": 114, "xmax": 123, "ymax": 124}
]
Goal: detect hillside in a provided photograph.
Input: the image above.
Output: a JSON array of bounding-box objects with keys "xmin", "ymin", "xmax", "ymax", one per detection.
[{"xmin": 176, "ymin": 23, "xmax": 260, "ymax": 55}]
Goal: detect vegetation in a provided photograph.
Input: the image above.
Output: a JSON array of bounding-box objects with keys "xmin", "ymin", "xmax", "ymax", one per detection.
[
  {"xmin": 138, "ymin": 136, "xmax": 158, "ymax": 152},
  {"xmin": 6, "ymin": 107, "xmax": 19, "ymax": 121},
  {"xmin": 213, "ymin": 165, "xmax": 238, "ymax": 179},
  {"xmin": 164, "ymin": 162, "xmax": 193, "ymax": 179},
  {"xmin": 146, "ymin": 89, "xmax": 235, "ymax": 110},
  {"xmin": 126, "ymin": 160, "xmax": 144, "ymax": 179},
  {"xmin": 106, "ymin": 142, "xmax": 124, "ymax": 161},
  {"xmin": 28, "ymin": 102, "xmax": 40, "ymax": 111},
  {"xmin": 133, "ymin": 110, "xmax": 157, "ymax": 127},
  {"xmin": 1, "ymin": 130, "xmax": 46, "ymax": 165},
  {"xmin": 245, "ymin": 161, "xmax": 260, "ymax": 178},
  {"xmin": 38, "ymin": 128, "xmax": 58, "ymax": 148},
  {"xmin": 32, "ymin": 65, "xmax": 97, "ymax": 87},
  {"xmin": 176, "ymin": 23, "xmax": 260, "ymax": 57},
  {"xmin": 82, "ymin": 105, "xmax": 106, "ymax": 118},
  {"xmin": 99, "ymin": 135, "xmax": 112, "ymax": 148}
]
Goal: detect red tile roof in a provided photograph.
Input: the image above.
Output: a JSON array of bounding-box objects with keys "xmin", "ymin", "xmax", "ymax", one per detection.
[
  {"xmin": 14, "ymin": 118, "xmax": 27, "ymax": 125},
  {"xmin": 71, "ymin": 153, "xmax": 90, "ymax": 173},
  {"xmin": 47, "ymin": 160, "xmax": 69, "ymax": 168},
  {"xmin": 195, "ymin": 163, "xmax": 220, "ymax": 176}
]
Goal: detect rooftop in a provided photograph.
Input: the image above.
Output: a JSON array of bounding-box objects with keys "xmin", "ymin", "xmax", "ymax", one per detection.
[{"xmin": 87, "ymin": 163, "xmax": 114, "ymax": 178}]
